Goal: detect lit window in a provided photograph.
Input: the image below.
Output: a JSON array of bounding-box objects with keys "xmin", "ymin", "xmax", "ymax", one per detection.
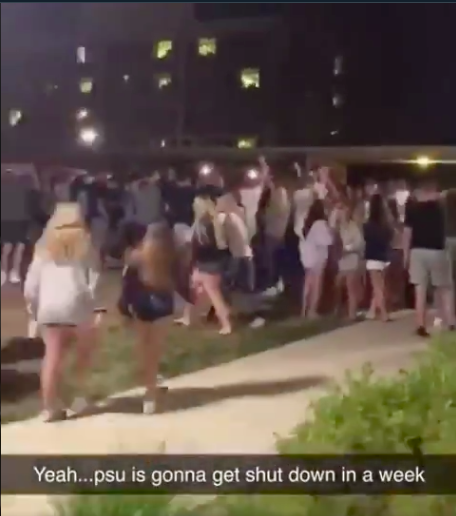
[
  {"xmin": 154, "ymin": 40, "xmax": 173, "ymax": 59},
  {"xmin": 45, "ymin": 83, "xmax": 59, "ymax": 95},
  {"xmin": 240, "ymin": 69, "xmax": 260, "ymax": 89},
  {"xmin": 237, "ymin": 137, "xmax": 256, "ymax": 149},
  {"xmin": 9, "ymin": 109, "xmax": 22, "ymax": 127},
  {"xmin": 77, "ymin": 46, "xmax": 86, "ymax": 64},
  {"xmin": 198, "ymin": 38, "xmax": 216, "ymax": 56},
  {"xmin": 79, "ymin": 78, "xmax": 93, "ymax": 93},
  {"xmin": 332, "ymin": 93, "xmax": 343, "ymax": 107},
  {"xmin": 334, "ymin": 55, "xmax": 343, "ymax": 75},
  {"xmin": 160, "ymin": 139, "xmax": 166, "ymax": 148},
  {"xmin": 155, "ymin": 73, "xmax": 172, "ymax": 89}
]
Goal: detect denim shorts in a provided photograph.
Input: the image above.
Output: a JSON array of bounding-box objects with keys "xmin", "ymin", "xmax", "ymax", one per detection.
[{"xmin": 118, "ymin": 290, "xmax": 174, "ymax": 323}]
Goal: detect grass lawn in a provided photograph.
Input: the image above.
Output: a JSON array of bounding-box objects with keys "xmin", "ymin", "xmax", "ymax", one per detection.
[{"xmin": 1, "ymin": 274, "xmax": 342, "ymax": 424}]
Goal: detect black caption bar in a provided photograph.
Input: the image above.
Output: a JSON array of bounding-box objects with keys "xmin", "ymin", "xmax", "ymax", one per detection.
[{"xmin": 1, "ymin": 454, "xmax": 455, "ymax": 495}]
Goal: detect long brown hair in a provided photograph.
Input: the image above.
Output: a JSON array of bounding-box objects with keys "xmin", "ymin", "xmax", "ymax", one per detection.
[
  {"xmin": 127, "ymin": 225, "xmax": 176, "ymax": 292},
  {"xmin": 303, "ymin": 199, "xmax": 327, "ymax": 237}
]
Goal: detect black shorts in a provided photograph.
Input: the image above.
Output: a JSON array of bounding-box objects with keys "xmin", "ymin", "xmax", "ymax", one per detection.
[
  {"xmin": 1, "ymin": 221, "xmax": 31, "ymax": 245},
  {"xmin": 195, "ymin": 261, "xmax": 224, "ymax": 275}
]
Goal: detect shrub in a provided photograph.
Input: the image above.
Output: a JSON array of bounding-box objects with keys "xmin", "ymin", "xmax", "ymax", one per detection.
[{"xmin": 57, "ymin": 332, "xmax": 456, "ymax": 516}]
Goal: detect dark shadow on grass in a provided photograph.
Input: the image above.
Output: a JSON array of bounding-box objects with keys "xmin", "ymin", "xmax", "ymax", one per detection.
[
  {"xmin": 70, "ymin": 375, "xmax": 329, "ymax": 420},
  {"xmin": 1, "ymin": 337, "xmax": 45, "ymax": 364},
  {"xmin": 1, "ymin": 369, "xmax": 40, "ymax": 402}
]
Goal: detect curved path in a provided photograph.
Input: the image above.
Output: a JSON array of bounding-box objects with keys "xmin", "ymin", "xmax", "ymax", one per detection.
[{"xmin": 1, "ymin": 312, "xmax": 426, "ymax": 515}]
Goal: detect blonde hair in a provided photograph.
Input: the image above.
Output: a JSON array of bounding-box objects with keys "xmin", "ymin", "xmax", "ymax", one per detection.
[
  {"xmin": 193, "ymin": 196, "xmax": 227, "ymax": 249},
  {"xmin": 35, "ymin": 203, "xmax": 92, "ymax": 262},
  {"xmin": 128, "ymin": 225, "xmax": 176, "ymax": 292}
]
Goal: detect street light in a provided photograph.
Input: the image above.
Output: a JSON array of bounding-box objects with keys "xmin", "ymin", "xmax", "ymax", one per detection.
[
  {"xmin": 416, "ymin": 156, "xmax": 433, "ymax": 168},
  {"xmin": 247, "ymin": 168, "xmax": 259, "ymax": 180},
  {"xmin": 199, "ymin": 163, "xmax": 212, "ymax": 176},
  {"xmin": 78, "ymin": 127, "xmax": 99, "ymax": 146},
  {"xmin": 76, "ymin": 108, "xmax": 89, "ymax": 120}
]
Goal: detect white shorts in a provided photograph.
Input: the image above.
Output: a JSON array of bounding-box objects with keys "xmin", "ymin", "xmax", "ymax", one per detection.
[{"xmin": 366, "ymin": 260, "xmax": 389, "ymax": 271}]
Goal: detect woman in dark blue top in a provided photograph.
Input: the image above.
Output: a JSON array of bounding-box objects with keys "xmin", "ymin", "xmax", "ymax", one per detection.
[{"xmin": 363, "ymin": 194, "xmax": 392, "ymax": 322}]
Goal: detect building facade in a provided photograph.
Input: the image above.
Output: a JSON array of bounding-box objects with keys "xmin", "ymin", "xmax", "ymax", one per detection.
[{"xmin": 1, "ymin": 4, "xmax": 454, "ymax": 161}]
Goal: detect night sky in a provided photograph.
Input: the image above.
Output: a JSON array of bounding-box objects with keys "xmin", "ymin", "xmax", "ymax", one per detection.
[{"xmin": 1, "ymin": 3, "xmax": 455, "ymax": 145}]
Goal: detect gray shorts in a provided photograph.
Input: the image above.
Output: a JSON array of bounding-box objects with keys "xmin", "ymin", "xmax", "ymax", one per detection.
[
  {"xmin": 338, "ymin": 253, "xmax": 360, "ymax": 273},
  {"xmin": 409, "ymin": 248, "xmax": 452, "ymax": 288}
]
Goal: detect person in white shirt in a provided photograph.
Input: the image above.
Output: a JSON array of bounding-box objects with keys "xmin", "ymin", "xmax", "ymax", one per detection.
[
  {"xmin": 217, "ymin": 193, "xmax": 254, "ymax": 293},
  {"xmin": 299, "ymin": 199, "xmax": 333, "ymax": 318},
  {"xmin": 24, "ymin": 203, "xmax": 100, "ymax": 422}
]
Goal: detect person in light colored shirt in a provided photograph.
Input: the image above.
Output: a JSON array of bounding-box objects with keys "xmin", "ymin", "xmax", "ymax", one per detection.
[
  {"xmin": 300, "ymin": 199, "xmax": 333, "ymax": 318},
  {"xmin": 24, "ymin": 202, "xmax": 100, "ymax": 422}
]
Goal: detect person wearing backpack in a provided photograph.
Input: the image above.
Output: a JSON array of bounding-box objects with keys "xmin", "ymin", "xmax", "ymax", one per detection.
[{"xmin": 175, "ymin": 195, "xmax": 232, "ymax": 334}]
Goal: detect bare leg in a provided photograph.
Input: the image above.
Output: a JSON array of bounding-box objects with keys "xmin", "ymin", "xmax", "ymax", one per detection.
[
  {"xmin": 371, "ymin": 270, "xmax": 389, "ymax": 322},
  {"xmin": 40, "ymin": 326, "xmax": 69, "ymax": 419},
  {"xmin": 436, "ymin": 286, "xmax": 455, "ymax": 329},
  {"xmin": 414, "ymin": 284, "xmax": 428, "ymax": 330},
  {"xmin": 175, "ymin": 303, "xmax": 192, "ymax": 326},
  {"xmin": 1, "ymin": 242, "xmax": 13, "ymax": 285},
  {"xmin": 346, "ymin": 271, "xmax": 359, "ymax": 320},
  {"xmin": 301, "ymin": 270, "xmax": 314, "ymax": 317},
  {"xmin": 201, "ymin": 274, "xmax": 231, "ymax": 334},
  {"xmin": 134, "ymin": 319, "xmax": 168, "ymax": 413},
  {"xmin": 10, "ymin": 242, "xmax": 25, "ymax": 283},
  {"xmin": 308, "ymin": 268, "xmax": 325, "ymax": 318},
  {"xmin": 73, "ymin": 324, "xmax": 97, "ymax": 402}
]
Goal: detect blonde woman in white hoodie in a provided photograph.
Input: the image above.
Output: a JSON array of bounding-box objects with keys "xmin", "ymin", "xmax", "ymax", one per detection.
[{"xmin": 24, "ymin": 203, "xmax": 100, "ymax": 421}]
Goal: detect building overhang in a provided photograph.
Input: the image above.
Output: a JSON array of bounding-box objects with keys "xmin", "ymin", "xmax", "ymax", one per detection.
[{"xmin": 301, "ymin": 145, "xmax": 456, "ymax": 165}]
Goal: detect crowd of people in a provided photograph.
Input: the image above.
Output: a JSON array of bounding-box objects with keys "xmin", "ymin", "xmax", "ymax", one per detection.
[{"xmin": 1, "ymin": 158, "xmax": 454, "ymax": 421}]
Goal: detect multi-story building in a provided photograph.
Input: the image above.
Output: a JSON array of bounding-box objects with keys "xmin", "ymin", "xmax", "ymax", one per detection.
[{"xmin": 1, "ymin": 4, "xmax": 454, "ymax": 161}]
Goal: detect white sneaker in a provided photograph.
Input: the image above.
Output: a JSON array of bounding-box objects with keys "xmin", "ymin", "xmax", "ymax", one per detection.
[
  {"xmin": 8, "ymin": 270, "xmax": 21, "ymax": 284},
  {"xmin": 1, "ymin": 270, "xmax": 7, "ymax": 287},
  {"xmin": 262, "ymin": 287, "xmax": 278, "ymax": 298},
  {"xmin": 143, "ymin": 399, "xmax": 156, "ymax": 415},
  {"xmin": 433, "ymin": 317, "xmax": 443, "ymax": 329},
  {"xmin": 69, "ymin": 397, "xmax": 90, "ymax": 415},
  {"xmin": 250, "ymin": 317, "xmax": 266, "ymax": 329}
]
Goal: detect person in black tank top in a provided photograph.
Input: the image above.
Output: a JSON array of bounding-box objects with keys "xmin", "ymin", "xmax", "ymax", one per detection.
[{"xmin": 117, "ymin": 223, "xmax": 175, "ymax": 415}]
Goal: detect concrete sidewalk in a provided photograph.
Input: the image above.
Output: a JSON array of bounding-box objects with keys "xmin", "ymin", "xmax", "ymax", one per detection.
[{"xmin": 1, "ymin": 312, "xmax": 426, "ymax": 515}]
